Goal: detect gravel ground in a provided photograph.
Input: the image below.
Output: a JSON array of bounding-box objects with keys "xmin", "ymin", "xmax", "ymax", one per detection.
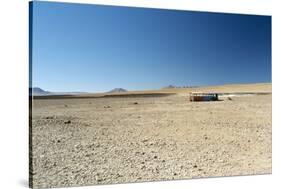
[{"xmin": 30, "ymin": 93, "xmax": 272, "ymax": 188}]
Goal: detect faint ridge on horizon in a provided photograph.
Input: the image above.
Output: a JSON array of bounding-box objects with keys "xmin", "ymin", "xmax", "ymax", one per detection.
[{"xmin": 162, "ymin": 85, "xmax": 198, "ymax": 89}]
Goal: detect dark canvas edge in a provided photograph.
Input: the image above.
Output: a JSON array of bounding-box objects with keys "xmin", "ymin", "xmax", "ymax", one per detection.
[{"xmin": 29, "ymin": 1, "xmax": 34, "ymax": 188}]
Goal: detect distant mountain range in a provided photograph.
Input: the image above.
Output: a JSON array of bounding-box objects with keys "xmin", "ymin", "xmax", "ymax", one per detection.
[
  {"xmin": 107, "ymin": 88, "xmax": 128, "ymax": 93},
  {"xmin": 29, "ymin": 87, "xmax": 88, "ymax": 96},
  {"xmin": 29, "ymin": 87, "xmax": 129, "ymax": 96},
  {"xmin": 29, "ymin": 87, "xmax": 51, "ymax": 96}
]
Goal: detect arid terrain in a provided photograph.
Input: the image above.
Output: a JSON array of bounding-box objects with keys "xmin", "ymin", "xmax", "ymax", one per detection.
[{"xmin": 30, "ymin": 83, "xmax": 272, "ymax": 188}]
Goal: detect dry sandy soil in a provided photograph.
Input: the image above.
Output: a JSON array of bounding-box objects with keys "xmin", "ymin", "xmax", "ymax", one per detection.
[{"xmin": 30, "ymin": 83, "xmax": 272, "ymax": 188}]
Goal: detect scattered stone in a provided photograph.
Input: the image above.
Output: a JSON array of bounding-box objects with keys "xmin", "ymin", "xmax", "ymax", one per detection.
[
  {"xmin": 193, "ymin": 165, "xmax": 198, "ymax": 168},
  {"xmin": 204, "ymin": 136, "xmax": 208, "ymax": 140},
  {"xmin": 228, "ymin": 97, "xmax": 232, "ymax": 101},
  {"xmin": 173, "ymin": 173, "xmax": 177, "ymax": 176},
  {"xmin": 57, "ymin": 140, "xmax": 61, "ymax": 143},
  {"xmin": 104, "ymin": 105, "xmax": 111, "ymax": 108},
  {"xmin": 64, "ymin": 120, "xmax": 71, "ymax": 124},
  {"xmin": 118, "ymin": 174, "xmax": 123, "ymax": 178},
  {"xmin": 45, "ymin": 116, "xmax": 54, "ymax": 119},
  {"xmin": 133, "ymin": 102, "xmax": 138, "ymax": 105},
  {"xmin": 64, "ymin": 104, "xmax": 68, "ymax": 107},
  {"xmin": 154, "ymin": 155, "xmax": 158, "ymax": 159}
]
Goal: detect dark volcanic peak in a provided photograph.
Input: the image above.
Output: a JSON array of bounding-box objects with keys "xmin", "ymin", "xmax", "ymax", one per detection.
[{"xmin": 107, "ymin": 88, "xmax": 128, "ymax": 93}]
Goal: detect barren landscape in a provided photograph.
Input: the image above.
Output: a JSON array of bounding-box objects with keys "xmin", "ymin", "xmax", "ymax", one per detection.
[{"xmin": 30, "ymin": 83, "xmax": 272, "ymax": 188}]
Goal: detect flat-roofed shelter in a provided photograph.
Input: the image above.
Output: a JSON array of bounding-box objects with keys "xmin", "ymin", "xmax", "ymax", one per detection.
[{"xmin": 189, "ymin": 92, "xmax": 218, "ymax": 102}]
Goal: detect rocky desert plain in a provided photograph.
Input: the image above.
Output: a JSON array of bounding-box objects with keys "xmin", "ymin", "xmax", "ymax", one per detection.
[{"xmin": 30, "ymin": 83, "xmax": 272, "ymax": 188}]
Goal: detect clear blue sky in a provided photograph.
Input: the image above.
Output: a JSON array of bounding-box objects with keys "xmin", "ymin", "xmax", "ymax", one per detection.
[{"xmin": 31, "ymin": 1, "xmax": 271, "ymax": 92}]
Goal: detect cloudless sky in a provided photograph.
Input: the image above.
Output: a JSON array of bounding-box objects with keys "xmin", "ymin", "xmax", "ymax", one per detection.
[{"xmin": 31, "ymin": 1, "xmax": 271, "ymax": 92}]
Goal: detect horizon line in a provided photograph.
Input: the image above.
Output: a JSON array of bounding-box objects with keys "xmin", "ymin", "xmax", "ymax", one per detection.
[{"xmin": 31, "ymin": 81, "xmax": 272, "ymax": 94}]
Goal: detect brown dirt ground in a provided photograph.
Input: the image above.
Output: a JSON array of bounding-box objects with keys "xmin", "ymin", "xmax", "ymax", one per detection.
[{"xmin": 30, "ymin": 83, "xmax": 272, "ymax": 188}]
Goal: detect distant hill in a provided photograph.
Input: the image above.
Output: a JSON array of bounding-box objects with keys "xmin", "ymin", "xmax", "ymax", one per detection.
[
  {"xmin": 107, "ymin": 88, "xmax": 128, "ymax": 93},
  {"xmin": 29, "ymin": 87, "xmax": 51, "ymax": 96},
  {"xmin": 163, "ymin": 85, "xmax": 177, "ymax": 89}
]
